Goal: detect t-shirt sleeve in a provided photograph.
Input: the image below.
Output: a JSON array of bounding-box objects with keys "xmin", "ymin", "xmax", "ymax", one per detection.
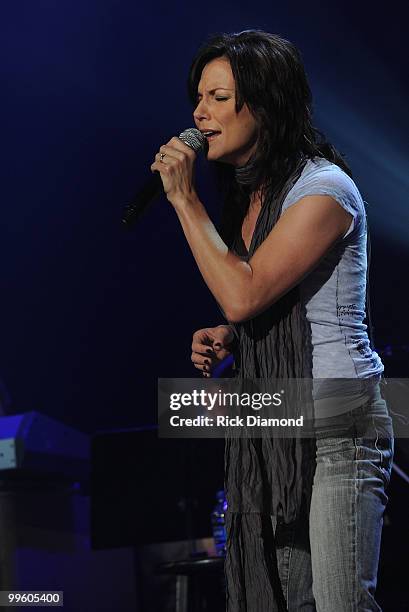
[{"xmin": 281, "ymin": 162, "xmax": 363, "ymax": 239}]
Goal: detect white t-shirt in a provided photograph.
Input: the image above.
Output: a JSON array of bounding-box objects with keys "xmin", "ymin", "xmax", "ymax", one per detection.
[{"xmin": 281, "ymin": 157, "xmax": 384, "ymax": 388}]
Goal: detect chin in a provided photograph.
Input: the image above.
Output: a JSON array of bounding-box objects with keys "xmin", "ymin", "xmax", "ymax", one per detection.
[
  {"xmin": 207, "ymin": 149, "xmax": 231, "ymax": 164},
  {"xmin": 207, "ymin": 151, "xmax": 223, "ymax": 162}
]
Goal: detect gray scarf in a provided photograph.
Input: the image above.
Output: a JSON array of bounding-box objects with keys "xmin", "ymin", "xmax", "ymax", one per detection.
[
  {"xmin": 225, "ymin": 157, "xmax": 316, "ymax": 522},
  {"xmin": 224, "ymin": 158, "xmax": 317, "ymax": 611}
]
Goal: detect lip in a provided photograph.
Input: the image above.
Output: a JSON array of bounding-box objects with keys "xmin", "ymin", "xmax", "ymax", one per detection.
[
  {"xmin": 200, "ymin": 129, "xmax": 221, "ymax": 136},
  {"xmin": 206, "ymin": 133, "xmax": 220, "ymax": 142},
  {"xmin": 200, "ymin": 130, "xmax": 221, "ymax": 143}
]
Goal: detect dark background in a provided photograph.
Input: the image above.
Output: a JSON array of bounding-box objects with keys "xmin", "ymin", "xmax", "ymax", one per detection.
[{"xmin": 1, "ymin": 0, "xmax": 408, "ymax": 433}]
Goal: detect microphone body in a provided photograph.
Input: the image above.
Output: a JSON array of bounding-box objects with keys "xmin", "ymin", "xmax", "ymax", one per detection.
[{"xmin": 122, "ymin": 128, "xmax": 207, "ymax": 227}]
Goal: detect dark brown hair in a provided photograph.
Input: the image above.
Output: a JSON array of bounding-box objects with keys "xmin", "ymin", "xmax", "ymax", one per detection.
[{"xmin": 188, "ymin": 30, "xmax": 352, "ymax": 244}]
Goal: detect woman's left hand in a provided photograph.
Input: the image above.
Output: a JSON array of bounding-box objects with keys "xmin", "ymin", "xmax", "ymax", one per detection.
[{"xmin": 150, "ymin": 137, "xmax": 197, "ymax": 210}]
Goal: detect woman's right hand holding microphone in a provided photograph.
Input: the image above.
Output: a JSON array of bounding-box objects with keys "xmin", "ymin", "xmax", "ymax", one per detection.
[{"xmin": 191, "ymin": 325, "xmax": 234, "ymax": 377}]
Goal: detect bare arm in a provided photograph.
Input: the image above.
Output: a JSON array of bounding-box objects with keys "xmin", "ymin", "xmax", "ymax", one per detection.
[
  {"xmin": 175, "ymin": 192, "xmax": 352, "ymax": 322},
  {"xmin": 150, "ymin": 137, "xmax": 352, "ymax": 323}
]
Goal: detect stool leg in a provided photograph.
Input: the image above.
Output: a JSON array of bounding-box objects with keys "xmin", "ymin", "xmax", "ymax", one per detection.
[{"xmin": 175, "ymin": 575, "xmax": 188, "ymax": 612}]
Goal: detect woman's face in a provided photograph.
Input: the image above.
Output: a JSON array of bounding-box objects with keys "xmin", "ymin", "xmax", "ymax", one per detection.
[{"xmin": 193, "ymin": 57, "xmax": 259, "ymax": 166}]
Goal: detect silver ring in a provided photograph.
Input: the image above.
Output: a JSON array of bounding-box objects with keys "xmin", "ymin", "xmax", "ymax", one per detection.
[{"xmin": 159, "ymin": 152, "xmax": 166, "ymax": 162}]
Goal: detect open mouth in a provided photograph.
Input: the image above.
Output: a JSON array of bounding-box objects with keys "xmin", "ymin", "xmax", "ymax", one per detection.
[{"xmin": 202, "ymin": 130, "xmax": 221, "ymax": 141}]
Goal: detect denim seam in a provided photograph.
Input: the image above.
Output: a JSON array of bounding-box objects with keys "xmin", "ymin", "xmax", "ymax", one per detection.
[
  {"xmin": 372, "ymin": 417, "xmax": 382, "ymax": 465},
  {"xmin": 372, "ymin": 416, "xmax": 393, "ymax": 488},
  {"xmin": 353, "ymin": 440, "xmax": 359, "ymax": 611}
]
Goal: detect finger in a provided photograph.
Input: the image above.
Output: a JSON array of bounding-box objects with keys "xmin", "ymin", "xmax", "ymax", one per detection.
[
  {"xmin": 206, "ymin": 334, "xmax": 225, "ymax": 352},
  {"xmin": 155, "ymin": 152, "xmax": 170, "ymax": 165},
  {"xmin": 191, "ymin": 341, "xmax": 215, "ymax": 356},
  {"xmin": 211, "ymin": 326, "xmax": 234, "ymax": 349},
  {"xmin": 191, "ymin": 352, "xmax": 213, "ymax": 367},
  {"xmin": 192, "ymin": 328, "xmax": 216, "ymax": 346},
  {"xmin": 193, "ymin": 362, "xmax": 211, "ymax": 373},
  {"xmin": 158, "ymin": 145, "xmax": 186, "ymax": 162},
  {"xmin": 150, "ymin": 161, "xmax": 170, "ymax": 173},
  {"xmin": 155, "ymin": 153, "xmax": 180, "ymax": 165},
  {"xmin": 192, "ymin": 328, "xmax": 212, "ymax": 340},
  {"xmin": 166, "ymin": 137, "xmax": 196, "ymax": 157},
  {"xmin": 213, "ymin": 349, "xmax": 231, "ymax": 363}
]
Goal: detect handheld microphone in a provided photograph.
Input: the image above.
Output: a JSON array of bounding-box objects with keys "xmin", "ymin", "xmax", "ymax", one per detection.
[{"xmin": 121, "ymin": 128, "xmax": 207, "ymax": 227}]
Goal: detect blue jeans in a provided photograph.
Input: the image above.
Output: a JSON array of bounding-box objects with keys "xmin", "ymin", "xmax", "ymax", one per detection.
[{"xmin": 272, "ymin": 388, "xmax": 394, "ymax": 611}]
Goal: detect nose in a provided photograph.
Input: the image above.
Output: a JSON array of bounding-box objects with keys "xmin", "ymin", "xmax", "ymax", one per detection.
[{"xmin": 193, "ymin": 98, "xmax": 210, "ymax": 124}]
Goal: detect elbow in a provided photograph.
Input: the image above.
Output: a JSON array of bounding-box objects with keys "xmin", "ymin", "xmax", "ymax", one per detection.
[
  {"xmin": 223, "ymin": 293, "xmax": 279, "ymax": 324},
  {"xmin": 221, "ymin": 271, "xmax": 275, "ymax": 323},
  {"xmin": 220, "ymin": 265, "xmax": 256, "ymax": 323},
  {"xmin": 223, "ymin": 310, "xmax": 243, "ymax": 324},
  {"xmin": 223, "ymin": 302, "xmax": 254, "ymax": 324}
]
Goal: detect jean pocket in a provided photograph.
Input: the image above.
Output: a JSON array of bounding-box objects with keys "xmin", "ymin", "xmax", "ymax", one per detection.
[{"xmin": 355, "ymin": 420, "xmax": 394, "ymax": 488}]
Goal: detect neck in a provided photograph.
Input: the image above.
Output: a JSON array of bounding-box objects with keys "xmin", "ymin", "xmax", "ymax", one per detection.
[{"xmin": 234, "ymin": 155, "xmax": 257, "ymax": 186}]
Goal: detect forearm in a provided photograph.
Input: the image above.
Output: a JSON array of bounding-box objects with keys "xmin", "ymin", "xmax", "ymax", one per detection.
[{"xmin": 175, "ymin": 194, "xmax": 252, "ymax": 322}]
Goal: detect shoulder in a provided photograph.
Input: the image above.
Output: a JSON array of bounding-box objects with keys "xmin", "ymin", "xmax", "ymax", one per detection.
[{"xmin": 282, "ymin": 158, "xmax": 365, "ymax": 239}]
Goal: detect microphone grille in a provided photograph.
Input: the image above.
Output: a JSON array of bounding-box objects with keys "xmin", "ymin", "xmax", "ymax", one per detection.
[{"xmin": 178, "ymin": 128, "xmax": 208, "ymax": 154}]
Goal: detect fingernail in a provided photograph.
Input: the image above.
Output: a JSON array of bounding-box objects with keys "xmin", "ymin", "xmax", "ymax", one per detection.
[
  {"xmin": 204, "ymin": 359, "xmax": 210, "ymax": 364},
  {"xmin": 214, "ymin": 342, "xmax": 221, "ymax": 349},
  {"xmin": 206, "ymin": 348, "xmax": 213, "ymax": 354}
]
